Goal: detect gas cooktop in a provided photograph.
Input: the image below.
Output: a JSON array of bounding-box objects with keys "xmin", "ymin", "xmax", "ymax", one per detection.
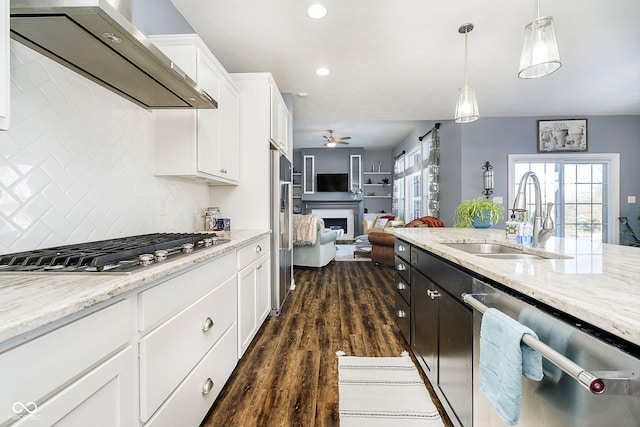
[{"xmin": 0, "ymin": 233, "xmax": 229, "ymax": 274}]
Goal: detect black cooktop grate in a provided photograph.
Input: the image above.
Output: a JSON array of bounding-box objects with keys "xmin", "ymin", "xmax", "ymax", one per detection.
[{"xmin": 0, "ymin": 233, "xmax": 223, "ymax": 272}]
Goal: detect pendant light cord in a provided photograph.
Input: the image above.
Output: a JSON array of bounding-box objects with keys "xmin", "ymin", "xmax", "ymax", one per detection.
[{"xmin": 464, "ymin": 28, "xmax": 468, "ymax": 86}]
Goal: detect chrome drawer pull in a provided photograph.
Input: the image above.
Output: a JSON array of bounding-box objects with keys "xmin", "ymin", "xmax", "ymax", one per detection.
[
  {"xmin": 397, "ymin": 309, "xmax": 407, "ymax": 318},
  {"xmin": 396, "ymin": 263, "xmax": 406, "ymax": 271},
  {"xmin": 202, "ymin": 317, "xmax": 214, "ymax": 332},
  {"xmin": 427, "ymin": 290, "xmax": 441, "ymax": 300},
  {"xmin": 397, "ymin": 282, "xmax": 406, "ymax": 290},
  {"xmin": 256, "ymin": 245, "xmax": 262, "ymax": 253},
  {"xmin": 202, "ymin": 378, "xmax": 214, "ymax": 395},
  {"xmin": 398, "ymin": 245, "xmax": 406, "ymax": 252}
]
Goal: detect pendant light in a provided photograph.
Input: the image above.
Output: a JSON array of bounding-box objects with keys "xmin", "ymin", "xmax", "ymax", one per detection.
[
  {"xmin": 454, "ymin": 23, "xmax": 479, "ymax": 124},
  {"xmin": 518, "ymin": 0, "xmax": 561, "ymax": 78}
]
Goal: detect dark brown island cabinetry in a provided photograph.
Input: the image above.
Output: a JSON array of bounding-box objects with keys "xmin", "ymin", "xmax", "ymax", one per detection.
[{"xmin": 395, "ymin": 239, "xmax": 473, "ymax": 427}]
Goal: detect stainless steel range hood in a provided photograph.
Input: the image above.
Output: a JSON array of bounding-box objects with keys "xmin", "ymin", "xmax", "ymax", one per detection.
[{"xmin": 10, "ymin": 0, "xmax": 217, "ymax": 109}]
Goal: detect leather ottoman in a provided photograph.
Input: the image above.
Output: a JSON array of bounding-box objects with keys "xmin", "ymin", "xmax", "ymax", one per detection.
[{"xmin": 368, "ymin": 232, "xmax": 396, "ymax": 266}]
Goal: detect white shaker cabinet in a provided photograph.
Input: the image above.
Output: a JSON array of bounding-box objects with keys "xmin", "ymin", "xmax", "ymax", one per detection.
[
  {"xmin": 151, "ymin": 34, "xmax": 239, "ymax": 184},
  {"xmin": 0, "ymin": 299, "xmax": 135, "ymax": 426},
  {"xmin": 1, "ymin": 0, "xmax": 9, "ymax": 130},
  {"xmin": 213, "ymin": 73, "xmax": 288, "ymax": 232},
  {"xmin": 138, "ymin": 252, "xmax": 237, "ymax": 424},
  {"xmin": 237, "ymin": 236, "xmax": 271, "ymax": 357},
  {"xmin": 234, "ymin": 72, "xmax": 289, "ymax": 155},
  {"xmin": 270, "ymin": 84, "xmax": 289, "ymax": 153}
]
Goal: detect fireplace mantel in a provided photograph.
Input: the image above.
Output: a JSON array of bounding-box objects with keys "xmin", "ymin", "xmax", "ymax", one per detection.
[{"xmin": 302, "ymin": 196, "xmax": 364, "ymax": 236}]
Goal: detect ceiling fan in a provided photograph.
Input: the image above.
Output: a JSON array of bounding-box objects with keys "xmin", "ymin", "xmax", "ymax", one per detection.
[{"xmin": 322, "ymin": 129, "xmax": 351, "ymax": 147}]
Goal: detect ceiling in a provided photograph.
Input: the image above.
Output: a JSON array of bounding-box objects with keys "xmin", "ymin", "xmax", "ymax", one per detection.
[{"xmin": 169, "ymin": 0, "xmax": 640, "ymax": 150}]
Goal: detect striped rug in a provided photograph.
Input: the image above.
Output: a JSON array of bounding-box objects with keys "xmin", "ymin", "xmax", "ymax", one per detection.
[{"xmin": 337, "ymin": 351, "xmax": 444, "ymax": 427}]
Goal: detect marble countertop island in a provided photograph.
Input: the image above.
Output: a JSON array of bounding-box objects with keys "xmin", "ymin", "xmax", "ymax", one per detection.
[
  {"xmin": 389, "ymin": 227, "xmax": 640, "ymax": 347},
  {"xmin": 0, "ymin": 230, "xmax": 270, "ymax": 345}
]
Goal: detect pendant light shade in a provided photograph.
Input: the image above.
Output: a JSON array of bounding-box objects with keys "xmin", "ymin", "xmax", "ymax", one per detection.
[
  {"xmin": 518, "ymin": 2, "xmax": 562, "ymax": 79},
  {"xmin": 455, "ymin": 85, "xmax": 479, "ymax": 123},
  {"xmin": 454, "ymin": 23, "xmax": 479, "ymax": 124}
]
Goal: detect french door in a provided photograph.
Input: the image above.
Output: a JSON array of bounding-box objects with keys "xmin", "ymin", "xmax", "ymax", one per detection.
[{"xmin": 508, "ymin": 154, "xmax": 620, "ymax": 243}]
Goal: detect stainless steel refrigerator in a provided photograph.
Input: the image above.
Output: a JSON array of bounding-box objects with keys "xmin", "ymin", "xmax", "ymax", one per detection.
[{"xmin": 270, "ymin": 149, "xmax": 293, "ymax": 316}]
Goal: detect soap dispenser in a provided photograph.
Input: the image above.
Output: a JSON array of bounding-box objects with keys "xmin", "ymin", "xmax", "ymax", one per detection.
[
  {"xmin": 522, "ymin": 212, "xmax": 534, "ymax": 246},
  {"xmin": 505, "ymin": 210, "xmax": 519, "ymax": 241}
]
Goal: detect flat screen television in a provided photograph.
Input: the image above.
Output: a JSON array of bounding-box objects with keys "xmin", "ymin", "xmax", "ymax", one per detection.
[{"xmin": 316, "ymin": 173, "xmax": 349, "ymax": 192}]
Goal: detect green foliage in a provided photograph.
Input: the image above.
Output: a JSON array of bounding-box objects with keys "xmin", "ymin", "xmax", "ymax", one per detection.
[{"xmin": 454, "ymin": 197, "xmax": 505, "ymax": 228}]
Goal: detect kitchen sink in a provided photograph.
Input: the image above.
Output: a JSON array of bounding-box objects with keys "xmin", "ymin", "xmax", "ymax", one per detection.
[
  {"xmin": 442, "ymin": 243, "xmax": 524, "ymax": 254},
  {"xmin": 474, "ymin": 253, "xmax": 548, "ymax": 260},
  {"xmin": 442, "ymin": 242, "xmax": 567, "ymax": 260}
]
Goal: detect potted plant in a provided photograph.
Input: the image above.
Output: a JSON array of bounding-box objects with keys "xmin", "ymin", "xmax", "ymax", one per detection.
[{"xmin": 454, "ymin": 197, "xmax": 505, "ymax": 228}]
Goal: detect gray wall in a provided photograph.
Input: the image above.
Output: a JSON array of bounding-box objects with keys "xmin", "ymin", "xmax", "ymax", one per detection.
[
  {"xmin": 297, "ymin": 148, "xmax": 364, "ymax": 173},
  {"xmin": 132, "ymin": 0, "xmax": 194, "ymax": 35},
  {"xmin": 392, "ymin": 116, "xmax": 640, "ymax": 234}
]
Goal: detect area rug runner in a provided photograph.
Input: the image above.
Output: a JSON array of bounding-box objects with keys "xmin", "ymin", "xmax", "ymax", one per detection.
[{"xmin": 337, "ymin": 351, "xmax": 444, "ymax": 426}]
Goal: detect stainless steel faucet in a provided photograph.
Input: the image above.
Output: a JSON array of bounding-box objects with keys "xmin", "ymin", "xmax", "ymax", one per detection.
[{"xmin": 513, "ymin": 171, "xmax": 555, "ymax": 247}]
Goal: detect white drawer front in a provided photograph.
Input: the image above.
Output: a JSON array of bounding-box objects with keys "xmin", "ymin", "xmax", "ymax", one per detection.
[
  {"xmin": 0, "ymin": 299, "xmax": 132, "ymax": 422},
  {"xmin": 144, "ymin": 323, "xmax": 238, "ymax": 427},
  {"xmin": 11, "ymin": 347, "xmax": 136, "ymax": 427},
  {"xmin": 139, "ymin": 275, "xmax": 237, "ymax": 421},
  {"xmin": 138, "ymin": 252, "xmax": 235, "ymax": 333},
  {"xmin": 237, "ymin": 236, "xmax": 270, "ymax": 270}
]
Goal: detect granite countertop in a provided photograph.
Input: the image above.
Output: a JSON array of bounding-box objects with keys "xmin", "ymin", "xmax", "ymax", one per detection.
[
  {"xmin": 0, "ymin": 230, "xmax": 270, "ymax": 345},
  {"xmin": 389, "ymin": 227, "xmax": 640, "ymax": 347}
]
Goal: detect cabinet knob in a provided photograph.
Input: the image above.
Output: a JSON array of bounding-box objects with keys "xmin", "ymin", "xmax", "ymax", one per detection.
[
  {"xmin": 202, "ymin": 378, "xmax": 214, "ymax": 395},
  {"xmin": 427, "ymin": 290, "xmax": 441, "ymax": 300},
  {"xmin": 397, "ymin": 309, "xmax": 407, "ymax": 318},
  {"xmin": 202, "ymin": 317, "xmax": 214, "ymax": 332},
  {"xmin": 257, "ymin": 263, "xmax": 263, "ymax": 270},
  {"xmin": 397, "ymin": 282, "xmax": 406, "ymax": 290},
  {"xmin": 396, "ymin": 263, "xmax": 406, "ymax": 271},
  {"xmin": 256, "ymin": 245, "xmax": 262, "ymax": 253},
  {"xmin": 398, "ymin": 245, "xmax": 406, "ymax": 252},
  {"xmin": 220, "ymin": 168, "xmax": 228, "ymax": 174}
]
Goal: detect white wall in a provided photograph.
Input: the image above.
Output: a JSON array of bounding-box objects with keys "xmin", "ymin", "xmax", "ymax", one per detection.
[{"xmin": 0, "ymin": 42, "xmax": 211, "ymax": 254}]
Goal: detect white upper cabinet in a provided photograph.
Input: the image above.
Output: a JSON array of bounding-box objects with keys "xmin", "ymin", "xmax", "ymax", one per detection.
[
  {"xmin": 269, "ymin": 85, "xmax": 288, "ymax": 153},
  {"xmin": 151, "ymin": 34, "xmax": 239, "ymax": 184},
  {"xmin": 1, "ymin": 0, "xmax": 9, "ymax": 130}
]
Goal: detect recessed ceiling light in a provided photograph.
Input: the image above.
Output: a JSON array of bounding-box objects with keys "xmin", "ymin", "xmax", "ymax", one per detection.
[
  {"xmin": 316, "ymin": 67, "xmax": 330, "ymax": 76},
  {"xmin": 307, "ymin": 4, "xmax": 327, "ymax": 19},
  {"xmin": 298, "ymin": 92, "xmax": 309, "ymax": 97}
]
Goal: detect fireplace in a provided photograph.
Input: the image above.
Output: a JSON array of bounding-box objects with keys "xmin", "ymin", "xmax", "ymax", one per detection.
[
  {"xmin": 323, "ymin": 218, "xmax": 347, "ymax": 230},
  {"xmin": 311, "ymin": 209, "xmax": 354, "ymax": 240}
]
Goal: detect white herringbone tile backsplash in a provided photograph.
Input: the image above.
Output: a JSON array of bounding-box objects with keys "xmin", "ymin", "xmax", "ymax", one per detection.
[{"xmin": 0, "ymin": 41, "xmax": 210, "ymax": 254}]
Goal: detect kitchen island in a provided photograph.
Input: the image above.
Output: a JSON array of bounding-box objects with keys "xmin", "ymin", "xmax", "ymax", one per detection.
[
  {"xmin": 390, "ymin": 227, "xmax": 640, "ymax": 347},
  {"xmin": 391, "ymin": 227, "xmax": 640, "ymax": 427}
]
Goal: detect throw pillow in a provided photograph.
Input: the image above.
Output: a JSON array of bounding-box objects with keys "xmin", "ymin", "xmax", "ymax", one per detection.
[{"xmin": 373, "ymin": 218, "xmax": 389, "ymax": 229}]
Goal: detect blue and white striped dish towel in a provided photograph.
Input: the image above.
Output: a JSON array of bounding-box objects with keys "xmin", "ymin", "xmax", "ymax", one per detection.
[{"xmin": 480, "ymin": 308, "xmax": 543, "ymax": 425}]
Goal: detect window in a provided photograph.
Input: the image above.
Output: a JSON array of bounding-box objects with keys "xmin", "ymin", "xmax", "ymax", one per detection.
[
  {"xmin": 393, "ymin": 127, "xmax": 440, "ymax": 222},
  {"xmin": 508, "ymin": 154, "xmax": 620, "ymax": 244}
]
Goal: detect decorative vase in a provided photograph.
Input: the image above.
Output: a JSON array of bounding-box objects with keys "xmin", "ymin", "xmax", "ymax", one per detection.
[{"xmin": 471, "ymin": 209, "xmax": 492, "ymax": 228}]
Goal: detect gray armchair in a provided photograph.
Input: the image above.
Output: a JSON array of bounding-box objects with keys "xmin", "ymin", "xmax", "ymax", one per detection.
[{"xmin": 293, "ymin": 217, "xmax": 337, "ymax": 269}]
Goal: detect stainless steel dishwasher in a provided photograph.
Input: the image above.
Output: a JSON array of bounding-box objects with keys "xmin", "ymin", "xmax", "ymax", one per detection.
[{"xmin": 467, "ymin": 280, "xmax": 640, "ymax": 427}]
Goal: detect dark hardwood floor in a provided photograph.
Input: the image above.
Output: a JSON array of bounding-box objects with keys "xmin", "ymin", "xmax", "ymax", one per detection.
[{"xmin": 201, "ymin": 261, "xmax": 453, "ymax": 427}]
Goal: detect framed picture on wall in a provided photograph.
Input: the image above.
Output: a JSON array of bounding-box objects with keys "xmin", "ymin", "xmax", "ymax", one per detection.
[{"xmin": 537, "ymin": 119, "xmax": 588, "ymax": 152}]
